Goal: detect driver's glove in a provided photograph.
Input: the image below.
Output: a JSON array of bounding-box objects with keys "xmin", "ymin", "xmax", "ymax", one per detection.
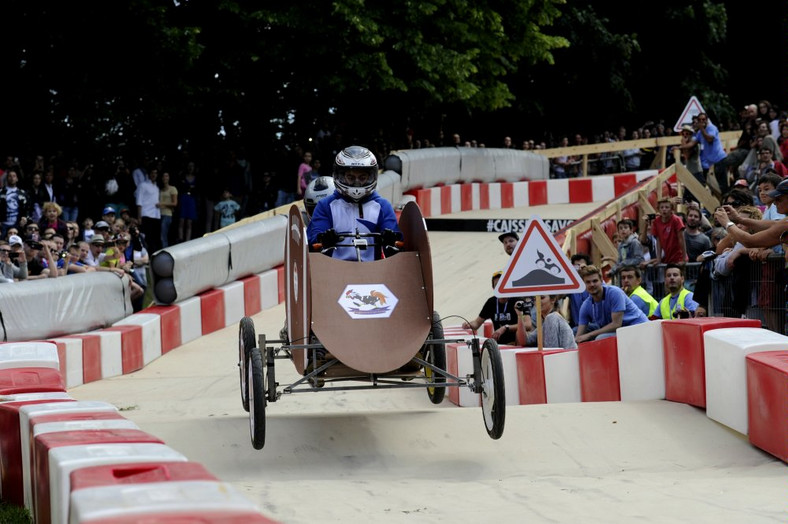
[
  {"xmin": 318, "ymin": 229, "xmax": 339, "ymax": 249},
  {"xmin": 381, "ymin": 228, "xmax": 399, "ymax": 247}
]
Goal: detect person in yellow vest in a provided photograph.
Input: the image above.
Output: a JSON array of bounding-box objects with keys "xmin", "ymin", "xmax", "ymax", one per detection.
[
  {"xmin": 619, "ymin": 265, "xmax": 659, "ymax": 318},
  {"xmin": 654, "ymin": 264, "xmax": 699, "ymax": 319}
]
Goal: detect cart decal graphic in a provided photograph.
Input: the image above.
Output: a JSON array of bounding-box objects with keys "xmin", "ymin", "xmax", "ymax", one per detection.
[{"xmin": 339, "ymin": 284, "xmax": 398, "ymax": 319}]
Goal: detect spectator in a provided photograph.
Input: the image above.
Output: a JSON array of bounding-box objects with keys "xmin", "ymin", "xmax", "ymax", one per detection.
[
  {"xmin": 25, "ymin": 237, "xmax": 57, "ymax": 280},
  {"xmin": 604, "ymin": 218, "xmax": 643, "ymax": 276},
  {"xmin": 214, "ymin": 189, "xmax": 241, "ymax": 229},
  {"xmin": 0, "ymin": 238, "xmax": 27, "ymax": 282},
  {"xmin": 64, "ymin": 242, "xmax": 91, "ymax": 274},
  {"xmin": 676, "ymin": 124, "xmax": 703, "ymax": 201},
  {"xmin": 684, "ymin": 205, "xmax": 712, "ymax": 262},
  {"xmin": 81, "ymin": 217, "xmax": 95, "ymax": 242},
  {"xmin": 84, "ymin": 236, "xmax": 106, "ymax": 267},
  {"xmin": 566, "ymin": 253, "xmax": 591, "ymax": 331},
  {"xmin": 575, "ymin": 265, "xmax": 648, "ymax": 343},
  {"xmin": 653, "ymin": 264, "xmax": 699, "ymax": 319},
  {"xmin": 23, "ymin": 222, "xmax": 40, "ymax": 242},
  {"xmin": 27, "ymin": 171, "xmax": 47, "ymax": 222},
  {"xmin": 38, "ymin": 202, "xmax": 69, "ymax": 239},
  {"xmin": 158, "ymin": 171, "xmax": 178, "ymax": 248},
  {"xmin": 693, "ymin": 113, "xmax": 729, "ymax": 195},
  {"xmin": 177, "ymin": 161, "xmax": 199, "ymax": 242},
  {"xmin": 778, "ymin": 122, "xmax": 788, "ymax": 160},
  {"xmin": 92, "ymin": 220, "xmax": 112, "ymax": 242},
  {"xmin": 515, "ymin": 294, "xmax": 576, "ymax": 349},
  {"xmin": 100, "ymin": 206, "xmax": 116, "ymax": 227},
  {"xmin": 622, "ymin": 130, "xmax": 642, "ymax": 170},
  {"xmin": 647, "ymin": 199, "xmax": 687, "ymax": 265},
  {"xmin": 461, "ymin": 271, "xmax": 520, "ymax": 344},
  {"xmin": 136, "ymin": 167, "xmax": 162, "ymax": 254},
  {"xmin": 498, "ymin": 231, "xmax": 519, "ymax": 256},
  {"xmin": 296, "ymin": 151, "xmax": 313, "ymax": 200},
  {"xmin": 619, "ymin": 265, "xmax": 658, "ymax": 318},
  {"xmin": 0, "ymin": 170, "xmax": 31, "ymax": 237},
  {"xmin": 56, "ymin": 165, "xmax": 81, "ymax": 222}
]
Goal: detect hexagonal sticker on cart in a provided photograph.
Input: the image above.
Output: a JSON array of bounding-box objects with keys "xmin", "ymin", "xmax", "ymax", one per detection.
[{"xmin": 338, "ymin": 284, "xmax": 398, "ymax": 319}]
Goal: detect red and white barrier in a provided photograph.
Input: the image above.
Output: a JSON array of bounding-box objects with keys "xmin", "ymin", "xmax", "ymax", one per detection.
[
  {"xmin": 406, "ymin": 171, "xmax": 657, "ymax": 218},
  {"xmin": 578, "ymin": 337, "xmax": 620, "ymax": 402},
  {"xmin": 0, "ymin": 342, "xmax": 65, "ymax": 395},
  {"xmin": 35, "ymin": 429, "xmax": 165, "ymax": 524},
  {"xmin": 515, "ymin": 349, "xmax": 581, "ymax": 404},
  {"xmin": 662, "ymin": 318, "xmax": 761, "ymax": 408},
  {"xmin": 0, "ymin": 393, "xmax": 72, "ymax": 506},
  {"xmin": 69, "ymin": 480, "xmax": 277, "ymax": 523},
  {"xmin": 746, "ymin": 351, "xmax": 788, "ymax": 462},
  {"xmin": 704, "ymin": 328, "xmax": 788, "ymax": 435},
  {"xmin": 112, "ymin": 313, "xmax": 162, "ymax": 366}
]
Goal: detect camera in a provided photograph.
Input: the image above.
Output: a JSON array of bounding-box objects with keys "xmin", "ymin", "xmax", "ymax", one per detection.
[
  {"xmin": 674, "ymin": 310, "xmax": 691, "ymax": 319},
  {"xmin": 59, "ymin": 251, "xmax": 69, "ymax": 259},
  {"xmin": 514, "ymin": 298, "xmax": 534, "ymax": 312},
  {"xmin": 647, "ymin": 213, "xmax": 656, "ymax": 220},
  {"xmin": 26, "ymin": 240, "xmax": 43, "ymax": 250},
  {"xmin": 701, "ymin": 250, "xmax": 717, "ymax": 261},
  {"xmin": 8, "ymin": 252, "xmax": 19, "ymax": 260}
]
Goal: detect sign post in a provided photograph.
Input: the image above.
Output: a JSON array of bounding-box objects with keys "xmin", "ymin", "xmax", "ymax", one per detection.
[
  {"xmin": 495, "ymin": 216, "xmax": 584, "ymax": 350},
  {"xmin": 673, "ymin": 96, "xmax": 706, "ymax": 133}
]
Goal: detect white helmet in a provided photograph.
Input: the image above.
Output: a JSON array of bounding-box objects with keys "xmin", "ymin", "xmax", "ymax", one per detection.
[
  {"xmin": 304, "ymin": 176, "xmax": 336, "ymax": 217},
  {"xmin": 333, "ymin": 145, "xmax": 378, "ymax": 202}
]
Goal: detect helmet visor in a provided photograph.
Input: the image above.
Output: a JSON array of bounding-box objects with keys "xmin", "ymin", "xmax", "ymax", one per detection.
[{"xmin": 337, "ymin": 169, "xmax": 374, "ymax": 187}]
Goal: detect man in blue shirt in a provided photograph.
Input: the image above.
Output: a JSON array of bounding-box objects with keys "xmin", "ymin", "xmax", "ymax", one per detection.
[
  {"xmin": 694, "ymin": 113, "xmax": 729, "ymax": 194},
  {"xmin": 567, "ymin": 253, "xmax": 591, "ymax": 333},
  {"xmin": 575, "ymin": 265, "xmax": 649, "ymax": 343}
]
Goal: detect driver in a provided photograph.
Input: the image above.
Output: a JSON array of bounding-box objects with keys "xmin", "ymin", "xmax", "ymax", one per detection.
[
  {"xmin": 307, "ymin": 145, "xmax": 401, "ymax": 261},
  {"xmin": 303, "ymin": 176, "xmax": 336, "ymax": 224}
]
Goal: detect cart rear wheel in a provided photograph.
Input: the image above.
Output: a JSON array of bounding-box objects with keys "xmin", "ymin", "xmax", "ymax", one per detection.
[
  {"xmin": 248, "ymin": 347, "xmax": 266, "ymax": 449},
  {"xmin": 425, "ymin": 311, "xmax": 446, "ymax": 404},
  {"xmin": 480, "ymin": 339, "xmax": 506, "ymax": 439},
  {"xmin": 238, "ymin": 316, "xmax": 256, "ymax": 412}
]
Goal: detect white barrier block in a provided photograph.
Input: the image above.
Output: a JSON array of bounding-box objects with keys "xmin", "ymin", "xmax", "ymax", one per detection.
[
  {"xmin": 470, "ymin": 183, "xmax": 481, "ymax": 210},
  {"xmin": 19, "ymin": 401, "xmax": 118, "ymax": 510},
  {"xmin": 500, "ymin": 347, "xmax": 533, "ymax": 406},
  {"xmin": 49, "ymin": 443, "xmax": 188, "ymax": 524},
  {"xmin": 487, "ymin": 183, "xmax": 502, "ymax": 210},
  {"xmin": 69, "ymin": 480, "xmax": 264, "ymax": 524},
  {"xmin": 83, "ymin": 330, "xmax": 122, "ymax": 380},
  {"xmin": 546, "ymin": 179, "xmax": 570, "ymax": 204},
  {"xmin": 512, "ymin": 181, "xmax": 529, "ymax": 208},
  {"xmin": 428, "ymin": 187, "xmax": 442, "ymax": 216},
  {"xmin": 704, "ymin": 327, "xmax": 788, "ymax": 435},
  {"xmin": 34, "ymin": 419, "xmax": 138, "ymax": 439},
  {"xmin": 617, "ymin": 320, "xmax": 666, "ymax": 401},
  {"xmin": 113, "ymin": 314, "xmax": 162, "ymax": 366},
  {"xmin": 0, "ymin": 343, "xmax": 60, "ymax": 370},
  {"xmin": 221, "ymin": 281, "xmax": 246, "ymax": 327},
  {"xmin": 258, "ymin": 269, "xmax": 280, "ymax": 310},
  {"xmin": 177, "ymin": 296, "xmax": 202, "ymax": 345},
  {"xmin": 544, "ymin": 350, "xmax": 581, "ymax": 403},
  {"xmin": 591, "ymin": 176, "xmax": 615, "ymax": 203},
  {"xmin": 635, "ymin": 169, "xmax": 659, "ymax": 182},
  {"xmin": 454, "ymin": 343, "xmax": 479, "ymax": 407},
  {"xmin": 49, "ymin": 338, "xmax": 83, "ymax": 389}
]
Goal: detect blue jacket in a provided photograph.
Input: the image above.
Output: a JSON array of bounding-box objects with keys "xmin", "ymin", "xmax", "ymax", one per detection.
[{"xmin": 306, "ymin": 191, "xmax": 400, "ymax": 261}]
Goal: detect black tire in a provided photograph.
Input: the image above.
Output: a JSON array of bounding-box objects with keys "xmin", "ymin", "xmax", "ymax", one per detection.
[
  {"xmin": 239, "ymin": 317, "xmax": 256, "ymax": 412},
  {"xmin": 248, "ymin": 347, "xmax": 266, "ymax": 450},
  {"xmin": 480, "ymin": 338, "xmax": 506, "ymax": 439},
  {"xmin": 425, "ymin": 311, "xmax": 447, "ymax": 404}
]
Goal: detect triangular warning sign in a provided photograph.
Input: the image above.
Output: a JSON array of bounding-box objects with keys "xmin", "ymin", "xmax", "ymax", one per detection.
[
  {"xmin": 673, "ymin": 96, "xmax": 706, "ymax": 132},
  {"xmin": 495, "ymin": 216, "xmax": 583, "ymax": 297}
]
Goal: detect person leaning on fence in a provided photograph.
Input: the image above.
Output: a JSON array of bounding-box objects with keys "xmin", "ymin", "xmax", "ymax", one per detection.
[
  {"xmin": 604, "ymin": 218, "xmax": 644, "ymax": 276},
  {"xmin": 461, "ymin": 271, "xmax": 521, "ymax": 344},
  {"xmin": 566, "ymin": 253, "xmax": 591, "ymax": 332},
  {"xmin": 619, "ymin": 265, "xmax": 659, "ymax": 318},
  {"xmin": 653, "ymin": 264, "xmax": 699, "ymax": 319},
  {"xmin": 574, "ymin": 265, "xmax": 649, "ymax": 344}
]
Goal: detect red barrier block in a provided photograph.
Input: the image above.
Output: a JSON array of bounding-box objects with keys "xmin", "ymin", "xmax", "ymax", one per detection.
[
  {"xmin": 613, "ymin": 173, "xmax": 637, "ymax": 196},
  {"xmin": 34, "ymin": 429, "xmax": 163, "ymax": 524},
  {"xmin": 500, "ymin": 182, "xmax": 515, "ymax": 208},
  {"xmin": 103, "ymin": 325, "xmax": 144, "ymax": 374},
  {"xmin": 516, "ymin": 350, "xmax": 554, "ymax": 405},
  {"xmin": 0, "ymin": 368, "xmax": 65, "ymax": 395},
  {"xmin": 746, "ymin": 351, "xmax": 788, "ymax": 462},
  {"xmin": 145, "ymin": 305, "xmax": 182, "ymax": 353},
  {"xmin": 446, "ymin": 343, "xmax": 461, "ymax": 406},
  {"xmin": 71, "ymin": 461, "xmax": 218, "ymax": 491},
  {"xmin": 578, "ymin": 337, "xmax": 621, "ymax": 402},
  {"xmin": 62, "ymin": 335, "xmax": 102, "ymax": 384},
  {"xmin": 242, "ymin": 275, "xmax": 262, "ymax": 317},
  {"xmin": 440, "ymin": 185, "xmax": 453, "ymax": 214},
  {"xmin": 276, "ymin": 265, "xmax": 285, "ymax": 304},
  {"xmin": 0, "ymin": 394, "xmax": 72, "ymax": 506},
  {"xmin": 528, "ymin": 180, "xmax": 548, "ymax": 206},
  {"xmin": 200, "ymin": 288, "xmax": 226, "ymax": 335},
  {"xmin": 479, "ymin": 184, "xmax": 490, "ymax": 210},
  {"xmin": 569, "ymin": 178, "xmax": 593, "ymax": 203},
  {"xmin": 663, "ymin": 318, "xmax": 761, "ymax": 408},
  {"xmin": 460, "ymin": 183, "xmax": 474, "ymax": 211}
]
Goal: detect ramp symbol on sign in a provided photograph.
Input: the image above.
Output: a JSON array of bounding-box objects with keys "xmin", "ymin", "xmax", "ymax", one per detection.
[{"xmin": 495, "ymin": 216, "xmax": 584, "ymax": 298}]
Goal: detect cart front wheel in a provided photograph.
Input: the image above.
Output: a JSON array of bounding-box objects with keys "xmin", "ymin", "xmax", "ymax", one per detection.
[
  {"xmin": 480, "ymin": 339, "xmax": 506, "ymax": 439},
  {"xmin": 425, "ymin": 311, "xmax": 446, "ymax": 404},
  {"xmin": 238, "ymin": 316, "xmax": 256, "ymax": 412},
  {"xmin": 248, "ymin": 347, "xmax": 267, "ymax": 449}
]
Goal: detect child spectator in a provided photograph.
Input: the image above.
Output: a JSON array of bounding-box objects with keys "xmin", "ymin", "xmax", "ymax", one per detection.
[
  {"xmin": 605, "ymin": 219, "xmax": 644, "ymax": 276},
  {"xmin": 214, "ymin": 189, "xmax": 241, "ymax": 229}
]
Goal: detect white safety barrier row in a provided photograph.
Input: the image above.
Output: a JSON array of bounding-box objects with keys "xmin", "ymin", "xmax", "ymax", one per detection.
[
  {"xmin": 0, "ymin": 343, "xmax": 278, "ymax": 523},
  {"xmin": 444, "ymin": 316, "xmax": 788, "ymax": 463}
]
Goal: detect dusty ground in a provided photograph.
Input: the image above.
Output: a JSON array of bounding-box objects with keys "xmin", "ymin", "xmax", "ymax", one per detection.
[{"xmin": 71, "ymin": 202, "xmax": 787, "ymax": 523}]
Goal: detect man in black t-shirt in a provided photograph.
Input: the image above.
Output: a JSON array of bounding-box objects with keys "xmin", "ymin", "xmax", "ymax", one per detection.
[{"xmin": 462, "ymin": 271, "xmax": 521, "ymax": 344}]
